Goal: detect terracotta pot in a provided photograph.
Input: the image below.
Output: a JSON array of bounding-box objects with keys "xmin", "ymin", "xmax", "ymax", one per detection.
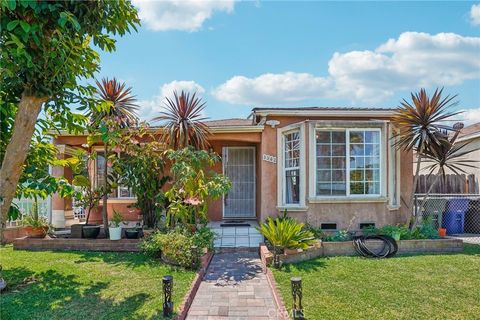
[
  {"xmin": 438, "ymin": 228, "xmax": 447, "ymax": 237},
  {"xmin": 24, "ymin": 226, "xmax": 48, "ymax": 238}
]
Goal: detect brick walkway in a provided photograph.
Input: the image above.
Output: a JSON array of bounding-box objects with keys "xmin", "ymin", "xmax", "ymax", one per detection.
[{"xmin": 186, "ymin": 252, "xmax": 279, "ymax": 319}]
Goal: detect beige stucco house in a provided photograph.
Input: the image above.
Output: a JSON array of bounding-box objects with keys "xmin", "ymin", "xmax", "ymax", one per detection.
[{"xmin": 51, "ymin": 107, "xmax": 413, "ymax": 232}]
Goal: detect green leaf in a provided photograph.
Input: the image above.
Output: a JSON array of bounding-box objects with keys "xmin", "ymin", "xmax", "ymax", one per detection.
[
  {"xmin": 7, "ymin": 20, "xmax": 19, "ymax": 31},
  {"xmin": 19, "ymin": 21, "xmax": 31, "ymax": 33},
  {"xmin": 72, "ymin": 175, "xmax": 90, "ymax": 187},
  {"xmin": 7, "ymin": 0, "xmax": 16, "ymax": 10}
]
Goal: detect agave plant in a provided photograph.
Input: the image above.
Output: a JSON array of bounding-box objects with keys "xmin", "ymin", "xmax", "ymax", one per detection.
[
  {"xmin": 391, "ymin": 88, "xmax": 460, "ymax": 227},
  {"xmin": 92, "ymin": 78, "xmax": 139, "ymax": 232},
  {"xmin": 258, "ymin": 217, "xmax": 316, "ymax": 250},
  {"xmin": 152, "ymin": 90, "xmax": 210, "ymax": 150}
]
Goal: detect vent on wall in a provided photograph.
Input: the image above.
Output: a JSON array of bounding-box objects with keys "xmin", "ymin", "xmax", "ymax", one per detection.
[
  {"xmin": 359, "ymin": 223, "xmax": 375, "ymax": 229},
  {"xmin": 320, "ymin": 223, "xmax": 337, "ymax": 230}
]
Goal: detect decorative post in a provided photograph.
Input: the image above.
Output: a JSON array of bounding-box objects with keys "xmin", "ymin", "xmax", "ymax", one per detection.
[
  {"xmin": 162, "ymin": 275, "xmax": 173, "ymax": 317},
  {"xmin": 191, "ymin": 245, "xmax": 199, "ymax": 269},
  {"xmin": 291, "ymin": 277, "xmax": 304, "ymax": 320},
  {"xmin": 273, "ymin": 245, "xmax": 281, "ymax": 268}
]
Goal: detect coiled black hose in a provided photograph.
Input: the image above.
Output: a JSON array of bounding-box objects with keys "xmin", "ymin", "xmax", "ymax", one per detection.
[{"xmin": 353, "ymin": 235, "xmax": 398, "ymax": 258}]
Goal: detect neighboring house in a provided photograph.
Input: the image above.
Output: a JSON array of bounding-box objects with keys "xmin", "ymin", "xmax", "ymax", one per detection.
[
  {"xmin": 51, "ymin": 107, "xmax": 413, "ymax": 232},
  {"xmin": 416, "ymin": 122, "xmax": 480, "ymax": 194}
]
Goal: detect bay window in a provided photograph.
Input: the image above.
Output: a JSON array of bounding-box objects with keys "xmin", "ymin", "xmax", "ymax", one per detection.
[{"xmin": 315, "ymin": 129, "xmax": 381, "ymax": 197}]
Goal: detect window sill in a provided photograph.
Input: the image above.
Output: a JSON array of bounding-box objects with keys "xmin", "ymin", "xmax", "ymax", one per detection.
[
  {"xmin": 387, "ymin": 205, "xmax": 401, "ymax": 211},
  {"xmin": 106, "ymin": 198, "xmax": 137, "ymax": 204},
  {"xmin": 308, "ymin": 197, "xmax": 388, "ymax": 204},
  {"xmin": 276, "ymin": 206, "xmax": 309, "ymax": 212}
]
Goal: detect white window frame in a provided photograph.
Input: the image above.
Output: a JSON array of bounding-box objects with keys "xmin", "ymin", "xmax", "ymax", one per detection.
[
  {"xmin": 309, "ymin": 126, "xmax": 384, "ymax": 200},
  {"xmin": 277, "ymin": 123, "xmax": 306, "ymax": 209},
  {"xmin": 93, "ymin": 147, "xmax": 136, "ymax": 200}
]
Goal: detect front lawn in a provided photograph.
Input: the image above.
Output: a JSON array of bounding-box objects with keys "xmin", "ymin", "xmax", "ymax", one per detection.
[
  {"xmin": 272, "ymin": 244, "xmax": 480, "ymax": 320},
  {"xmin": 0, "ymin": 245, "xmax": 196, "ymax": 320}
]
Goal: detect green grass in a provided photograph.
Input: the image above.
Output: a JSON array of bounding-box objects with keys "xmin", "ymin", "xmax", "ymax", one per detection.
[
  {"xmin": 272, "ymin": 244, "xmax": 480, "ymax": 320},
  {"xmin": 0, "ymin": 245, "xmax": 196, "ymax": 320}
]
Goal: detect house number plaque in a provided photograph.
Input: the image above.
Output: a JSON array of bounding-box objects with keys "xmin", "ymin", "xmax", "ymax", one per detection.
[{"xmin": 263, "ymin": 154, "xmax": 277, "ymax": 164}]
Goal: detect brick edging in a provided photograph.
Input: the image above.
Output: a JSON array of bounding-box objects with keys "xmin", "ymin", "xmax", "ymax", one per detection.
[
  {"xmin": 259, "ymin": 245, "xmax": 290, "ymax": 320},
  {"xmin": 176, "ymin": 251, "xmax": 214, "ymax": 320}
]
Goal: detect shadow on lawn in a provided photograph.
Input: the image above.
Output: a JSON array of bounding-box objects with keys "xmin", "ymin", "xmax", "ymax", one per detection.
[
  {"xmin": 1, "ymin": 267, "xmax": 157, "ymax": 320},
  {"xmin": 280, "ymin": 258, "xmax": 327, "ymax": 273},
  {"xmin": 73, "ymin": 250, "xmax": 163, "ymax": 269}
]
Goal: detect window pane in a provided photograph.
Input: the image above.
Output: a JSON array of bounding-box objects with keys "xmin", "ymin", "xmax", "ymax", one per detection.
[
  {"xmin": 285, "ymin": 169, "xmax": 300, "ymax": 204},
  {"xmin": 350, "ymin": 182, "xmax": 365, "ymax": 194},
  {"xmin": 317, "ymin": 183, "xmax": 331, "ymax": 196},
  {"xmin": 365, "ymin": 144, "xmax": 380, "ymax": 156},
  {"xmin": 317, "ymin": 157, "xmax": 331, "ymax": 168},
  {"xmin": 365, "ymin": 131, "xmax": 380, "ymax": 144},
  {"xmin": 350, "ymin": 131, "xmax": 364, "ymax": 143},
  {"xmin": 317, "ymin": 144, "xmax": 331, "ymax": 156},
  {"xmin": 284, "ymin": 131, "xmax": 300, "ymax": 169},
  {"xmin": 350, "ymin": 156, "xmax": 364, "ymax": 169},
  {"xmin": 332, "ymin": 132, "xmax": 345, "ymax": 143},
  {"xmin": 331, "ymin": 157, "xmax": 345, "ymax": 169},
  {"xmin": 366, "ymin": 181, "xmax": 380, "ymax": 194},
  {"xmin": 317, "ymin": 170, "xmax": 331, "ymax": 181},
  {"xmin": 316, "ymin": 131, "xmax": 330, "ymax": 143},
  {"xmin": 365, "ymin": 169, "xmax": 380, "ymax": 182},
  {"xmin": 332, "ymin": 145, "xmax": 345, "ymax": 156},
  {"xmin": 350, "ymin": 169, "xmax": 364, "ymax": 181},
  {"xmin": 365, "ymin": 156, "xmax": 380, "ymax": 169},
  {"xmin": 332, "ymin": 170, "xmax": 346, "ymax": 181},
  {"xmin": 331, "ymin": 183, "xmax": 346, "ymax": 195},
  {"xmin": 350, "ymin": 144, "xmax": 364, "ymax": 156}
]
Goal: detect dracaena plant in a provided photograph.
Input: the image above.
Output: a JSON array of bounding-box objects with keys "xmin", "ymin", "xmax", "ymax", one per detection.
[
  {"xmin": 87, "ymin": 78, "xmax": 139, "ymax": 231},
  {"xmin": 391, "ymin": 88, "xmax": 461, "ymax": 228},
  {"xmin": 152, "ymin": 90, "xmax": 210, "ymax": 150}
]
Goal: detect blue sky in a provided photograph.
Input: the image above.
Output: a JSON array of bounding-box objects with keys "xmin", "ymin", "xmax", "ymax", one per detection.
[{"xmin": 95, "ymin": 1, "xmax": 480, "ymax": 123}]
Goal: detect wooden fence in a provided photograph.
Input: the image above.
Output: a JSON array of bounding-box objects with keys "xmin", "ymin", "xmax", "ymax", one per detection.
[{"xmin": 415, "ymin": 174, "xmax": 478, "ymax": 194}]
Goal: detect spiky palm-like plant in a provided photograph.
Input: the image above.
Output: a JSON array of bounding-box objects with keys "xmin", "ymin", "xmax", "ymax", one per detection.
[
  {"xmin": 93, "ymin": 78, "xmax": 139, "ymax": 232},
  {"xmin": 152, "ymin": 90, "xmax": 210, "ymax": 150},
  {"xmin": 391, "ymin": 88, "xmax": 460, "ymax": 228}
]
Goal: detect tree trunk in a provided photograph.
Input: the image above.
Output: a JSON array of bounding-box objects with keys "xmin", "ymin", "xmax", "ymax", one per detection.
[
  {"xmin": 413, "ymin": 173, "xmax": 442, "ymax": 230},
  {"xmin": 408, "ymin": 149, "xmax": 423, "ymax": 230},
  {"xmin": 0, "ymin": 94, "xmax": 47, "ymax": 243},
  {"xmin": 102, "ymin": 143, "xmax": 109, "ymax": 235}
]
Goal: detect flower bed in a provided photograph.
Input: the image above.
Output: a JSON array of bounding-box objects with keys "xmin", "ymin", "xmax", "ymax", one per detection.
[{"xmin": 260, "ymin": 238, "xmax": 464, "ymax": 264}]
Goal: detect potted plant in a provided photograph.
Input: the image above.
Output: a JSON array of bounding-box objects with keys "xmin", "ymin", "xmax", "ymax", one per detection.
[
  {"xmin": 124, "ymin": 223, "xmax": 141, "ymax": 239},
  {"xmin": 22, "ymin": 202, "xmax": 49, "ymax": 238},
  {"xmin": 438, "ymin": 227, "xmax": 447, "ymax": 237},
  {"xmin": 109, "ymin": 211, "xmax": 125, "ymax": 240}
]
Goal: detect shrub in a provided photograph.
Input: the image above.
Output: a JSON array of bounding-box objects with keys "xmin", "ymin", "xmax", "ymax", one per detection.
[
  {"xmin": 323, "ymin": 230, "xmax": 353, "ymax": 242},
  {"xmin": 140, "ymin": 231, "xmax": 198, "ymax": 269},
  {"xmin": 191, "ymin": 226, "xmax": 216, "ymax": 251},
  {"xmin": 258, "ymin": 217, "xmax": 316, "ymax": 250},
  {"xmin": 361, "ymin": 223, "xmax": 439, "ymax": 240}
]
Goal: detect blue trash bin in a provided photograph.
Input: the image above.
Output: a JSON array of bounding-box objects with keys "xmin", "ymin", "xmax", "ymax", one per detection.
[{"xmin": 442, "ymin": 198, "xmax": 470, "ymax": 235}]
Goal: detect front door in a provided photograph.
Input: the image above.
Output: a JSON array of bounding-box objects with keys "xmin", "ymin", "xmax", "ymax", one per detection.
[{"xmin": 222, "ymin": 147, "xmax": 256, "ymax": 219}]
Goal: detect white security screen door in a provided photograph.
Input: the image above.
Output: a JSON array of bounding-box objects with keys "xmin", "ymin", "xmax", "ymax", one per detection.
[{"xmin": 222, "ymin": 147, "xmax": 256, "ymax": 218}]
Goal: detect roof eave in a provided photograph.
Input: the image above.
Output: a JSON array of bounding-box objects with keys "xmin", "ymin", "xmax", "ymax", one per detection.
[{"xmin": 252, "ymin": 109, "xmax": 396, "ymax": 117}]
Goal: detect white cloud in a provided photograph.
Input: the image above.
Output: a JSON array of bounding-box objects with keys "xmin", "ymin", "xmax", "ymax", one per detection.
[
  {"xmin": 138, "ymin": 80, "xmax": 205, "ymax": 120},
  {"xmin": 213, "ymin": 72, "xmax": 332, "ymax": 105},
  {"xmin": 461, "ymin": 108, "xmax": 480, "ymax": 125},
  {"xmin": 132, "ymin": 0, "xmax": 235, "ymax": 32},
  {"xmin": 213, "ymin": 32, "xmax": 480, "ymax": 105},
  {"xmin": 470, "ymin": 4, "xmax": 480, "ymax": 26}
]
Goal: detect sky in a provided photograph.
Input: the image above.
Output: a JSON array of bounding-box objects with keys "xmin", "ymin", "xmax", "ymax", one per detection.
[{"xmin": 95, "ymin": 1, "xmax": 480, "ymax": 124}]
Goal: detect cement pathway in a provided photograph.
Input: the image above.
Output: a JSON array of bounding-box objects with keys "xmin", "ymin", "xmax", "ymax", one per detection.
[{"xmin": 186, "ymin": 252, "xmax": 279, "ymax": 319}]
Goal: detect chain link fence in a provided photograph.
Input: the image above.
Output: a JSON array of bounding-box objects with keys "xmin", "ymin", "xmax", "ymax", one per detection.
[{"xmin": 415, "ymin": 194, "xmax": 480, "ymax": 245}]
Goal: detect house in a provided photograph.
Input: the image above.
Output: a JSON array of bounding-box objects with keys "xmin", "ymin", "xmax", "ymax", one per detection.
[
  {"xmin": 51, "ymin": 107, "xmax": 413, "ymax": 233},
  {"xmin": 416, "ymin": 122, "xmax": 480, "ymax": 194}
]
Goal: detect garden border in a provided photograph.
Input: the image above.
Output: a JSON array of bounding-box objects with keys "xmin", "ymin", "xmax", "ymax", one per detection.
[
  {"xmin": 260, "ymin": 238, "xmax": 464, "ymax": 264},
  {"xmin": 12, "ymin": 236, "xmax": 140, "ymax": 252},
  {"xmin": 176, "ymin": 251, "xmax": 214, "ymax": 320},
  {"xmin": 259, "ymin": 245, "xmax": 290, "ymax": 320}
]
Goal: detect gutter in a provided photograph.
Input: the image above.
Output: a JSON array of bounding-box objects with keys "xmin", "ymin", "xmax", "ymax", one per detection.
[{"xmin": 252, "ymin": 109, "xmax": 396, "ymax": 117}]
